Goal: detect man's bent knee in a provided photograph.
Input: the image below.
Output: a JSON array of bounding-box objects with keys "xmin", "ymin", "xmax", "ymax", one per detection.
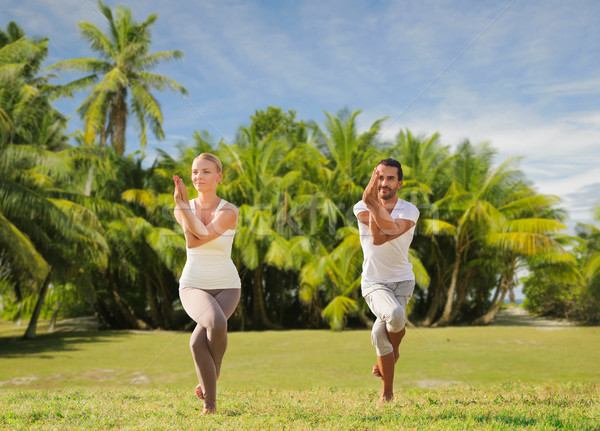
[{"xmin": 385, "ymin": 305, "xmax": 406, "ymax": 333}]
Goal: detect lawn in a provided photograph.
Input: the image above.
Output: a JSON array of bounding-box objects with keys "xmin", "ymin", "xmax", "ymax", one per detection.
[{"xmin": 1, "ymin": 319, "xmax": 599, "ymax": 429}]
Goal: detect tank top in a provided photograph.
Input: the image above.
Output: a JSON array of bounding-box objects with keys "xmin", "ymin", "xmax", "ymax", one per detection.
[{"xmin": 178, "ymin": 199, "xmax": 241, "ymax": 290}]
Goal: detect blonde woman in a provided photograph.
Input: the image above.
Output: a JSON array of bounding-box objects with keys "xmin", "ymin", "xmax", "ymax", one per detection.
[{"xmin": 173, "ymin": 153, "xmax": 240, "ymax": 416}]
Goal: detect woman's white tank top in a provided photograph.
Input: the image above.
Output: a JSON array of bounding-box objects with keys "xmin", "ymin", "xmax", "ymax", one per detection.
[{"xmin": 178, "ymin": 199, "xmax": 241, "ymax": 290}]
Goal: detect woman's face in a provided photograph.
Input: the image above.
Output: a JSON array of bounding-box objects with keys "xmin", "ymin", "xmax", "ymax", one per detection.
[{"xmin": 191, "ymin": 158, "xmax": 222, "ymax": 193}]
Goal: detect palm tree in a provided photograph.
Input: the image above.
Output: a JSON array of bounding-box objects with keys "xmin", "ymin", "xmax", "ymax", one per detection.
[
  {"xmin": 472, "ymin": 191, "xmax": 567, "ymax": 324},
  {"xmin": 48, "ymin": 1, "xmax": 187, "ymax": 154},
  {"xmin": 422, "ymin": 142, "xmax": 513, "ymax": 326},
  {"xmin": 0, "ymin": 22, "xmax": 109, "ymax": 338},
  {"xmin": 418, "ymin": 141, "xmax": 568, "ymax": 326},
  {"xmin": 310, "ymin": 109, "xmax": 386, "ymax": 212},
  {"xmin": 0, "ymin": 142, "xmax": 110, "ymax": 338},
  {"xmin": 221, "ymin": 126, "xmax": 300, "ymax": 328},
  {"xmin": 0, "ymin": 22, "xmax": 66, "ymax": 150},
  {"xmin": 390, "ymin": 129, "xmax": 451, "ymax": 325}
]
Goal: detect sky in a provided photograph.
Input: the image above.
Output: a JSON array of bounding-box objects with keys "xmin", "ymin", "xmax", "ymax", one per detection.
[{"xmin": 4, "ymin": 0, "xmax": 600, "ymax": 229}]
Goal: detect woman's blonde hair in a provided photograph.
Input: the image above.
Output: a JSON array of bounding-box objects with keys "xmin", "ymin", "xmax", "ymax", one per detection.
[
  {"xmin": 193, "ymin": 153, "xmax": 222, "ymax": 172},
  {"xmin": 193, "ymin": 153, "xmax": 223, "ymax": 184}
]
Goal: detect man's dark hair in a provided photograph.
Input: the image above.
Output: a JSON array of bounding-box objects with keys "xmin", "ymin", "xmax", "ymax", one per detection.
[{"xmin": 377, "ymin": 158, "xmax": 403, "ymax": 181}]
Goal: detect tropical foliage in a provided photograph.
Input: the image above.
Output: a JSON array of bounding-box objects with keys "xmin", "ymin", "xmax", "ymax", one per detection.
[
  {"xmin": 48, "ymin": 1, "xmax": 187, "ymax": 154},
  {"xmin": 1, "ymin": 8, "xmax": 596, "ymax": 338},
  {"xmin": 522, "ymin": 206, "xmax": 600, "ymax": 323}
]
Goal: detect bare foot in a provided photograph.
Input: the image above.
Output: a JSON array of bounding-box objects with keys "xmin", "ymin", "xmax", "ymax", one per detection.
[
  {"xmin": 201, "ymin": 407, "xmax": 217, "ymax": 416},
  {"xmin": 373, "ymin": 351, "xmax": 399, "ymax": 378},
  {"xmin": 372, "ymin": 365, "xmax": 382, "ymax": 377},
  {"xmin": 195, "ymin": 384, "xmax": 204, "ymax": 399},
  {"xmin": 380, "ymin": 392, "xmax": 394, "ymax": 403}
]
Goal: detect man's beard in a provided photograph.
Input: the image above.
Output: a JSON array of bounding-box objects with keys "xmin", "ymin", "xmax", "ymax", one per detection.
[{"xmin": 379, "ymin": 188, "xmax": 395, "ymax": 200}]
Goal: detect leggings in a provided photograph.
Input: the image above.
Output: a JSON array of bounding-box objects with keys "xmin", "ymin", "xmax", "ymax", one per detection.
[{"xmin": 179, "ymin": 287, "xmax": 240, "ymax": 409}]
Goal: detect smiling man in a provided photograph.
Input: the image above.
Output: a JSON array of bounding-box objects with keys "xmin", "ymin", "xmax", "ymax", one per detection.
[{"xmin": 353, "ymin": 158, "xmax": 420, "ymax": 402}]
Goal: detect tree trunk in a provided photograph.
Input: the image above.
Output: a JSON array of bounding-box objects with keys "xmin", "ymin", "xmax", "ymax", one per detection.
[
  {"xmin": 112, "ymin": 282, "xmax": 148, "ymax": 330},
  {"xmin": 99, "ymin": 123, "xmax": 107, "ymax": 148},
  {"xmin": 434, "ymin": 249, "xmax": 462, "ymax": 327},
  {"xmin": 252, "ymin": 266, "xmax": 279, "ymax": 329},
  {"xmin": 449, "ymin": 270, "xmax": 472, "ymax": 323},
  {"xmin": 16, "ymin": 301, "xmax": 22, "ymax": 326},
  {"xmin": 47, "ymin": 302, "xmax": 62, "ymax": 333},
  {"xmin": 145, "ymin": 274, "xmax": 161, "ymax": 328},
  {"xmin": 112, "ymin": 91, "xmax": 128, "ymax": 156},
  {"xmin": 158, "ymin": 278, "xmax": 174, "ymax": 330},
  {"xmin": 421, "ymin": 282, "xmax": 444, "ymax": 327},
  {"xmin": 473, "ymin": 270, "xmax": 513, "ymax": 325},
  {"xmin": 23, "ymin": 270, "xmax": 52, "ymax": 340},
  {"xmin": 84, "ymin": 165, "xmax": 94, "ymax": 197}
]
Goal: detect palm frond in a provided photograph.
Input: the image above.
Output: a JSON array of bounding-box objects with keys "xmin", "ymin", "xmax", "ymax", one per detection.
[
  {"xmin": 420, "ymin": 218, "xmax": 456, "ymax": 236},
  {"xmin": 135, "ymin": 71, "xmax": 188, "ymax": 95},
  {"xmin": 409, "ymin": 248, "xmax": 430, "ymax": 288},
  {"xmin": 137, "ymin": 50, "xmax": 184, "ymax": 69},
  {"xmin": 502, "ymin": 218, "xmax": 566, "ymax": 234},
  {"xmin": 0, "ymin": 211, "xmax": 49, "ymax": 284},
  {"xmin": 487, "ymin": 232, "xmax": 562, "ymax": 256},
  {"xmin": 321, "ymin": 295, "xmax": 358, "ymax": 330},
  {"xmin": 122, "ymin": 188, "xmax": 155, "ymax": 208},
  {"xmin": 47, "ymin": 58, "xmax": 109, "ymax": 73},
  {"xmin": 77, "ymin": 21, "xmax": 116, "ymax": 58}
]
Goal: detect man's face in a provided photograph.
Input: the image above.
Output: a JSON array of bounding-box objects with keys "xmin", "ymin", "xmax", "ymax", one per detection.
[{"xmin": 377, "ymin": 164, "xmax": 402, "ymax": 200}]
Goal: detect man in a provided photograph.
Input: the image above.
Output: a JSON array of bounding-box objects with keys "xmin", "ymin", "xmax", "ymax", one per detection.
[{"xmin": 353, "ymin": 158, "xmax": 419, "ymax": 402}]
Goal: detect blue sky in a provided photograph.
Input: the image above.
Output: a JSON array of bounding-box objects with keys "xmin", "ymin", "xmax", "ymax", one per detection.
[{"xmin": 4, "ymin": 0, "xmax": 600, "ymax": 228}]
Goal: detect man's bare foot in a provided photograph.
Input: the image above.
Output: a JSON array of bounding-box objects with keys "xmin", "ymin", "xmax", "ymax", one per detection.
[
  {"xmin": 379, "ymin": 392, "xmax": 393, "ymax": 403},
  {"xmin": 201, "ymin": 407, "xmax": 217, "ymax": 416},
  {"xmin": 373, "ymin": 350, "xmax": 400, "ymax": 378},
  {"xmin": 195, "ymin": 384, "xmax": 204, "ymax": 399},
  {"xmin": 372, "ymin": 365, "xmax": 382, "ymax": 377}
]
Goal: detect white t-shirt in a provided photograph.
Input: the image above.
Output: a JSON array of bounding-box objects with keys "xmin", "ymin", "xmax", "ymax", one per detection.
[{"xmin": 353, "ymin": 199, "xmax": 420, "ymax": 284}]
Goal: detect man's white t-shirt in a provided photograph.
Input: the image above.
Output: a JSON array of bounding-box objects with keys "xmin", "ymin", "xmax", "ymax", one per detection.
[{"xmin": 353, "ymin": 199, "xmax": 420, "ymax": 284}]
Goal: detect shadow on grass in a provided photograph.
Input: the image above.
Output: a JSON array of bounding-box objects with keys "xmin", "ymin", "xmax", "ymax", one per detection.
[{"xmin": 0, "ymin": 330, "xmax": 133, "ymax": 359}]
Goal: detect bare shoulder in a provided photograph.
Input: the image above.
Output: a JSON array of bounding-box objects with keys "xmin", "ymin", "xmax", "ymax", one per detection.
[{"xmin": 222, "ymin": 201, "xmax": 239, "ymax": 216}]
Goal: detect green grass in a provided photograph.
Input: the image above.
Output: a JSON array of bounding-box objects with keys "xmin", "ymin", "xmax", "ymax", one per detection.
[
  {"xmin": 1, "ymin": 319, "xmax": 599, "ymax": 429},
  {"xmin": 1, "ymin": 385, "xmax": 598, "ymax": 430}
]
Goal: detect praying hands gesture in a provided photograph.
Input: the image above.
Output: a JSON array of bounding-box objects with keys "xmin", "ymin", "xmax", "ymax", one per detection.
[
  {"xmin": 173, "ymin": 175, "xmax": 189, "ymax": 208},
  {"xmin": 363, "ymin": 167, "xmax": 380, "ymax": 208}
]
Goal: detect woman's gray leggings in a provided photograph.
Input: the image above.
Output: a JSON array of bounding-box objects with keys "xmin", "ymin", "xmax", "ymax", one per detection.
[{"xmin": 179, "ymin": 287, "xmax": 240, "ymax": 409}]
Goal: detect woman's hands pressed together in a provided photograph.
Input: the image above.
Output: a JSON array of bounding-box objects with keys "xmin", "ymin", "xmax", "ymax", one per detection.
[{"xmin": 173, "ymin": 175, "xmax": 189, "ymax": 207}]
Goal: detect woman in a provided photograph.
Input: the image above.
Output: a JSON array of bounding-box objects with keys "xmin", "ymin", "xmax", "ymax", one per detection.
[{"xmin": 173, "ymin": 153, "xmax": 240, "ymax": 416}]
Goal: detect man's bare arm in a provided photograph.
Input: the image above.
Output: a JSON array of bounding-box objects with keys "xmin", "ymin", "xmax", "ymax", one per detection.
[{"xmin": 358, "ymin": 210, "xmax": 415, "ymax": 245}]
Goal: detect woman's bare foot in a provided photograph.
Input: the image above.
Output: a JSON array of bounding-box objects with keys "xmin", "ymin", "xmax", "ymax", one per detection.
[
  {"xmin": 201, "ymin": 407, "xmax": 217, "ymax": 416},
  {"xmin": 195, "ymin": 384, "xmax": 204, "ymax": 399}
]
